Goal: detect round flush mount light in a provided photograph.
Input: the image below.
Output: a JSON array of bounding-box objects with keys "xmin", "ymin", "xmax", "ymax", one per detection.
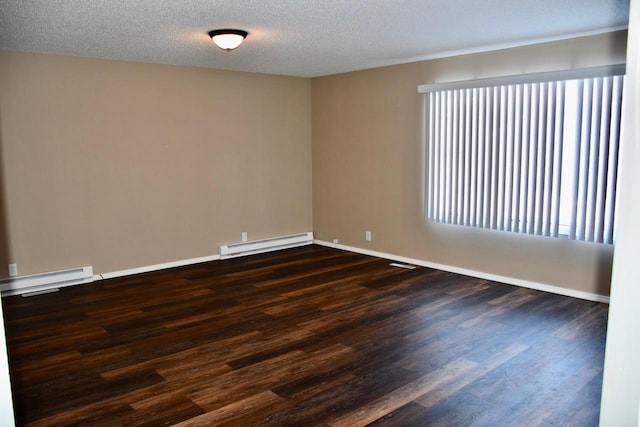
[{"xmin": 208, "ymin": 29, "xmax": 248, "ymax": 51}]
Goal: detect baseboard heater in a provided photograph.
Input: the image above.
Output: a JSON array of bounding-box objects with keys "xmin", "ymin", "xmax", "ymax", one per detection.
[
  {"xmin": 219, "ymin": 232, "xmax": 313, "ymax": 260},
  {"xmin": 0, "ymin": 266, "xmax": 94, "ymax": 297}
]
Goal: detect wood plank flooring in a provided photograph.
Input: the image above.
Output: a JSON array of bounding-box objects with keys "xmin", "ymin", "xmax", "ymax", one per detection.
[{"xmin": 1, "ymin": 245, "xmax": 608, "ymax": 426}]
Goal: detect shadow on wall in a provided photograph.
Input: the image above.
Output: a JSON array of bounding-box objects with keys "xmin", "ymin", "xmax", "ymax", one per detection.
[
  {"xmin": 0, "ymin": 109, "xmax": 12, "ymax": 279},
  {"xmin": 596, "ymin": 244, "xmax": 615, "ymax": 297}
]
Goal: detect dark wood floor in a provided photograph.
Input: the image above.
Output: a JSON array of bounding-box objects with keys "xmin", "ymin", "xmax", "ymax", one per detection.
[{"xmin": 2, "ymin": 245, "xmax": 607, "ymax": 426}]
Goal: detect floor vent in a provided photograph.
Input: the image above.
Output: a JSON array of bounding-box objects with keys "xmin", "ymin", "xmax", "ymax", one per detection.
[
  {"xmin": 220, "ymin": 232, "xmax": 313, "ymax": 260},
  {"xmin": 0, "ymin": 266, "xmax": 94, "ymax": 297},
  {"xmin": 390, "ymin": 262, "xmax": 417, "ymax": 270}
]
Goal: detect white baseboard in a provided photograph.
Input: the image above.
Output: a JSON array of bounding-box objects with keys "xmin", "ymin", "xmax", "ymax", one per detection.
[
  {"xmin": 5, "ymin": 242, "xmax": 608, "ymax": 304},
  {"xmin": 314, "ymin": 240, "xmax": 610, "ymax": 304},
  {"xmin": 99, "ymin": 254, "xmax": 220, "ymax": 280}
]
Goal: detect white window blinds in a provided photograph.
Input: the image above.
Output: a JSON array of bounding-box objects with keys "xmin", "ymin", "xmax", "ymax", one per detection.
[{"xmin": 419, "ymin": 65, "xmax": 625, "ymax": 244}]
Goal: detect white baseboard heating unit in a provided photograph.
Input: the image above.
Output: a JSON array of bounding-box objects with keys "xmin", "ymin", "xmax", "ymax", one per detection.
[
  {"xmin": 219, "ymin": 232, "xmax": 313, "ymax": 260},
  {"xmin": 0, "ymin": 266, "xmax": 94, "ymax": 297}
]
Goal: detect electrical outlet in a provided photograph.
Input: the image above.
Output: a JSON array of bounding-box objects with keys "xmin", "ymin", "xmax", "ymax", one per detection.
[
  {"xmin": 365, "ymin": 231, "xmax": 372, "ymax": 241},
  {"xmin": 241, "ymin": 232, "xmax": 248, "ymax": 242},
  {"xmin": 333, "ymin": 238, "xmax": 339, "ymax": 244},
  {"xmin": 8, "ymin": 263, "xmax": 17, "ymax": 277}
]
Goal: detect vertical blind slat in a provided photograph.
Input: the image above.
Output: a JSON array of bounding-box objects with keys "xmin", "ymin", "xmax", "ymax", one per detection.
[
  {"xmin": 490, "ymin": 87, "xmax": 499, "ymax": 230},
  {"xmin": 482, "ymin": 88, "xmax": 493, "ymax": 228},
  {"xmin": 426, "ymin": 92, "xmax": 440, "ymax": 221},
  {"xmin": 463, "ymin": 89, "xmax": 472, "ymax": 226},
  {"xmin": 526, "ymin": 84, "xmax": 539, "ymax": 234},
  {"xmin": 568, "ymin": 80, "xmax": 584, "ymax": 240},
  {"xmin": 511, "ymin": 84, "xmax": 523, "ymax": 233},
  {"xmin": 504, "ymin": 85, "xmax": 515, "ymax": 231},
  {"xmin": 497, "ymin": 87, "xmax": 507, "ymax": 230},
  {"xmin": 535, "ymin": 83, "xmax": 547, "ymax": 235},
  {"xmin": 451, "ymin": 90, "xmax": 459, "ymax": 224},
  {"xmin": 542, "ymin": 82, "xmax": 556, "ymax": 236},
  {"xmin": 438, "ymin": 92, "xmax": 444, "ymax": 221},
  {"xmin": 430, "ymin": 92, "xmax": 437, "ymax": 220},
  {"xmin": 604, "ymin": 76, "xmax": 623, "ymax": 244},
  {"xmin": 442, "ymin": 90, "xmax": 448, "ymax": 222},
  {"xmin": 427, "ymin": 93, "xmax": 432, "ymax": 217},
  {"xmin": 447, "ymin": 90, "xmax": 452, "ymax": 222},
  {"xmin": 576, "ymin": 79, "xmax": 594, "ymax": 241},
  {"xmin": 477, "ymin": 89, "xmax": 484, "ymax": 227},
  {"xmin": 467, "ymin": 89, "xmax": 479, "ymax": 227},
  {"xmin": 519, "ymin": 84, "xmax": 531, "ymax": 234},
  {"xmin": 457, "ymin": 90, "xmax": 466, "ymax": 225},
  {"xmin": 440, "ymin": 90, "xmax": 445, "ymax": 222},
  {"xmin": 550, "ymin": 82, "xmax": 565, "ymax": 237},
  {"xmin": 586, "ymin": 78, "xmax": 603, "ymax": 242},
  {"xmin": 594, "ymin": 77, "xmax": 612, "ymax": 243}
]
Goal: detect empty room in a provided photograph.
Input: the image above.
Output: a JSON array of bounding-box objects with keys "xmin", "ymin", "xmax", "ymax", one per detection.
[{"xmin": 0, "ymin": 0, "xmax": 639, "ymax": 426}]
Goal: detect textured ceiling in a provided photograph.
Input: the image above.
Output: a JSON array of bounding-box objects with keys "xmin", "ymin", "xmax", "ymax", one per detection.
[{"xmin": 0, "ymin": 0, "xmax": 630, "ymax": 77}]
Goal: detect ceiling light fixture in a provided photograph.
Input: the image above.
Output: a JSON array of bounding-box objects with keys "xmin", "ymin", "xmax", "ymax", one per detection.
[{"xmin": 208, "ymin": 29, "xmax": 248, "ymax": 51}]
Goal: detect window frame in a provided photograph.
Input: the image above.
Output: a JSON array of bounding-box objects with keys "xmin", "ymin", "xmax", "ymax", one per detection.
[{"xmin": 419, "ymin": 64, "xmax": 626, "ymax": 244}]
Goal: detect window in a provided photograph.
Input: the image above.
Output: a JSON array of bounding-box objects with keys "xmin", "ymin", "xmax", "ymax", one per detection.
[{"xmin": 419, "ymin": 65, "xmax": 625, "ymax": 244}]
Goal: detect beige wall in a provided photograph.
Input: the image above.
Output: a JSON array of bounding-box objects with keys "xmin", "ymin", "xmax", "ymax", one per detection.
[
  {"xmin": 312, "ymin": 31, "xmax": 628, "ymax": 297},
  {"xmin": 0, "ymin": 51, "xmax": 312, "ymax": 276},
  {"xmin": 0, "ymin": 31, "xmax": 628, "ymax": 297}
]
